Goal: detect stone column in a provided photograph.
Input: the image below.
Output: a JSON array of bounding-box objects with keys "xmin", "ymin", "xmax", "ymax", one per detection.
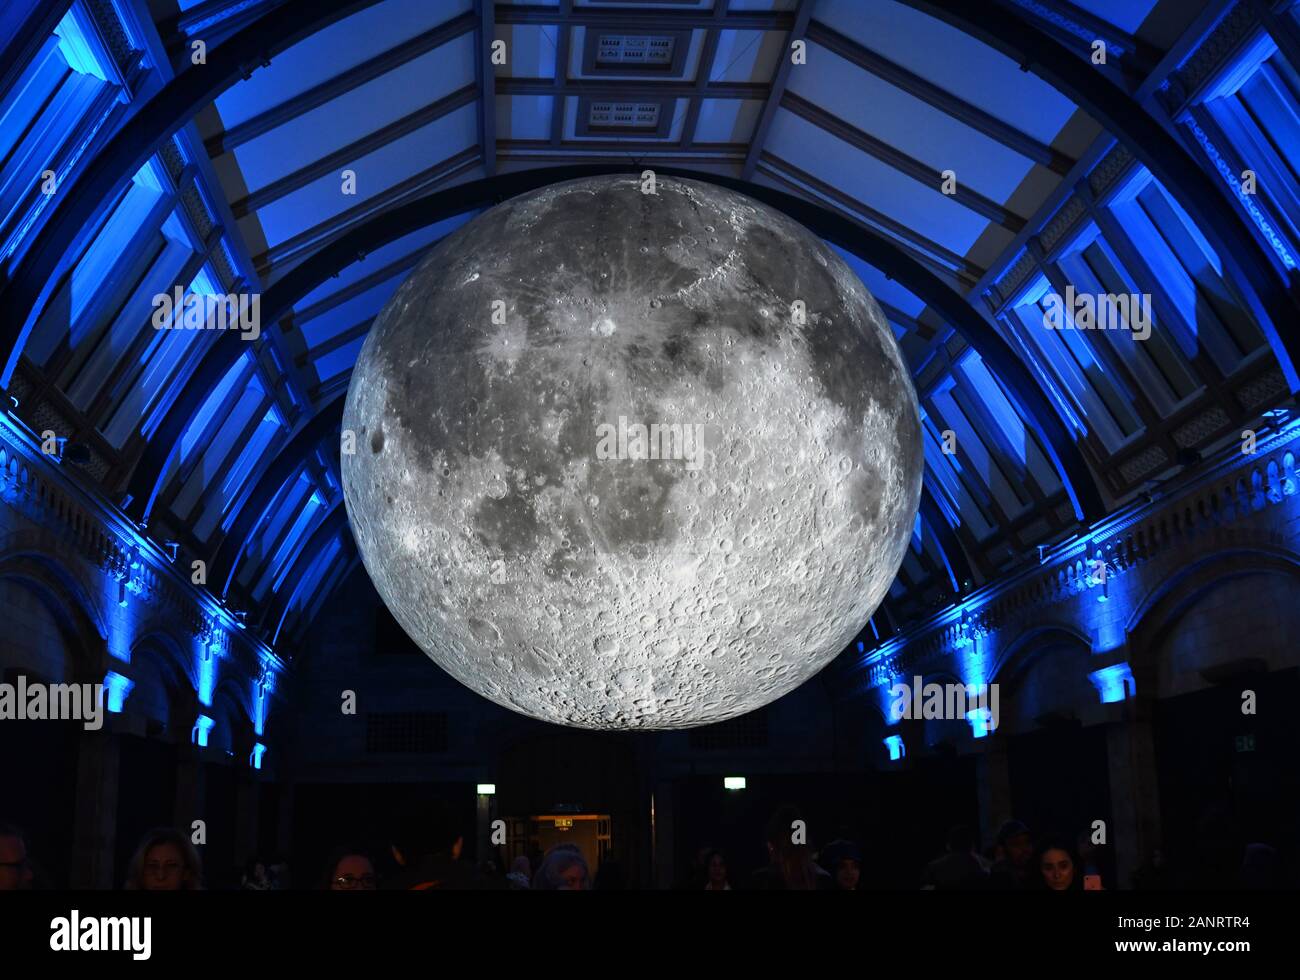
[
  {"xmin": 1104, "ymin": 696, "xmax": 1162, "ymax": 890},
  {"xmin": 69, "ymin": 640, "xmax": 119, "ymax": 889},
  {"xmin": 234, "ymin": 776, "xmax": 261, "ymax": 865},
  {"xmin": 70, "ymin": 725, "xmax": 121, "ymax": 889},
  {"xmin": 172, "ymin": 744, "xmax": 206, "ymax": 838},
  {"xmin": 974, "ymin": 732, "xmax": 1013, "ymax": 849},
  {"xmin": 231, "ymin": 724, "xmax": 259, "ymax": 864},
  {"xmin": 475, "ymin": 786, "xmax": 493, "ymax": 865},
  {"xmin": 170, "ymin": 686, "xmax": 207, "ymax": 839},
  {"xmin": 276, "ymin": 782, "xmax": 295, "ymax": 860}
]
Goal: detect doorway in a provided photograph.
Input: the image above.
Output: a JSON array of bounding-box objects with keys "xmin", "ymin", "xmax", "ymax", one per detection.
[{"xmin": 504, "ymin": 813, "xmax": 612, "ymax": 881}]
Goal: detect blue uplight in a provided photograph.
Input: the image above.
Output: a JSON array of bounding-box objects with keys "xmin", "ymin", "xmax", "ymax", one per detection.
[
  {"xmin": 250, "ymin": 743, "xmax": 267, "ymax": 770},
  {"xmin": 192, "ymin": 713, "xmax": 215, "ymax": 747},
  {"xmin": 197, "ymin": 647, "xmax": 217, "ymax": 707},
  {"xmin": 103, "ymin": 671, "xmax": 134, "ymax": 713},
  {"xmin": 1088, "ymin": 662, "xmax": 1135, "ymax": 704},
  {"xmin": 966, "ymin": 707, "xmax": 993, "ymax": 738},
  {"xmin": 883, "ymin": 734, "xmax": 905, "ymax": 761}
]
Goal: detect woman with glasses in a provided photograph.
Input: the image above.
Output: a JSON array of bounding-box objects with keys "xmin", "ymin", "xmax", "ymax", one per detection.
[
  {"xmin": 325, "ymin": 849, "xmax": 378, "ymax": 891},
  {"xmin": 123, "ymin": 828, "xmax": 203, "ymax": 891}
]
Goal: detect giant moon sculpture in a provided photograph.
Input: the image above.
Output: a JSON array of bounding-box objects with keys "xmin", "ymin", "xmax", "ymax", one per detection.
[{"xmin": 341, "ymin": 175, "xmax": 923, "ymax": 730}]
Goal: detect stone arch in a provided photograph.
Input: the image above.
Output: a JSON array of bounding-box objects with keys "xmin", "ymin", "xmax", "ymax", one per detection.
[
  {"xmin": 990, "ymin": 622, "xmax": 1093, "ymax": 686},
  {"xmin": 987, "ymin": 623, "xmax": 1094, "ymax": 735},
  {"xmin": 213, "ymin": 671, "xmax": 255, "ymax": 723},
  {"xmin": 888, "ymin": 667, "xmax": 975, "ymax": 752},
  {"xmin": 128, "ymin": 629, "xmax": 199, "ymax": 738},
  {"xmin": 1126, "ymin": 544, "xmax": 1300, "ymax": 651},
  {"xmin": 1126, "ymin": 544, "xmax": 1300, "ymax": 697},
  {"xmin": 0, "ymin": 541, "xmax": 107, "ymax": 680},
  {"xmin": 207, "ymin": 681, "xmax": 255, "ymax": 759}
]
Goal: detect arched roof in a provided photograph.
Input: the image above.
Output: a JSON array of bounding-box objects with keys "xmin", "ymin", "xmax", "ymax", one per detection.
[{"xmin": 1, "ymin": 0, "xmax": 1296, "ymax": 655}]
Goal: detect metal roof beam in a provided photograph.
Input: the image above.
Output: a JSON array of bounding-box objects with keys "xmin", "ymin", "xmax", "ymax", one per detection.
[
  {"xmin": 782, "ymin": 91, "xmax": 1026, "ymax": 233},
  {"xmin": 741, "ymin": 0, "xmax": 815, "ymax": 180},
  {"xmin": 124, "ymin": 166, "xmax": 1106, "ymax": 533},
  {"xmin": 476, "ymin": 0, "xmax": 497, "ymax": 176},
  {"xmin": 205, "ymin": 11, "xmax": 477, "ymax": 156},
  {"xmin": 494, "ymin": 4, "xmax": 794, "ymax": 30},
  {"xmin": 549, "ymin": 1, "xmax": 572, "ymax": 146},
  {"xmin": 680, "ymin": 0, "xmax": 728, "ymax": 152},
  {"xmin": 0, "ymin": 0, "xmax": 387, "ymax": 388},
  {"xmin": 897, "ymin": 0, "xmax": 1300, "ymax": 392},
  {"xmin": 498, "ymin": 77, "xmax": 768, "ymax": 99},
  {"xmin": 229, "ymin": 84, "xmax": 478, "ymax": 218},
  {"xmin": 805, "ymin": 18, "xmax": 1074, "ymax": 175}
]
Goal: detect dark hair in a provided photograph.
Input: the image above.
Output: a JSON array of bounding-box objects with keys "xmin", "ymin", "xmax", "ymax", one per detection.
[
  {"xmin": 995, "ymin": 819, "xmax": 1031, "ymax": 846},
  {"xmin": 124, "ymin": 828, "xmax": 203, "ymax": 890},
  {"xmin": 1032, "ymin": 834, "xmax": 1083, "ymax": 890},
  {"xmin": 764, "ymin": 805, "xmax": 819, "ymax": 890},
  {"xmin": 700, "ymin": 849, "xmax": 728, "ymax": 887},
  {"xmin": 820, "ymin": 839, "xmax": 863, "ymax": 869},
  {"xmin": 533, "ymin": 845, "xmax": 590, "ymax": 890}
]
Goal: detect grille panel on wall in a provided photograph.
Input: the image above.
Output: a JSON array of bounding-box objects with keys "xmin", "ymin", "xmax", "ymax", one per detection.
[
  {"xmin": 365, "ymin": 712, "xmax": 448, "ymax": 754},
  {"xmin": 688, "ymin": 709, "xmax": 769, "ymax": 750}
]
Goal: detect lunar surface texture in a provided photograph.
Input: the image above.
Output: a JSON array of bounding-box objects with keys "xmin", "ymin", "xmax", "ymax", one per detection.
[{"xmin": 341, "ymin": 175, "xmax": 923, "ymax": 730}]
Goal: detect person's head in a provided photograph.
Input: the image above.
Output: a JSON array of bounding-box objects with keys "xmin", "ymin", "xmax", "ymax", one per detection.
[
  {"xmin": 388, "ymin": 801, "xmax": 463, "ymax": 867},
  {"xmin": 704, "ymin": 850, "xmax": 727, "ymax": 887},
  {"xmin": 764, "ymin": 805, "xmax": 818, "ymax": 889},
  {"xmin": 1033, "ymin": 835, "xmax": 1081, "ymax": 891},
  {"xmin": 534, "ymin": 845, "xmax": 590, "ymax": 890},
  {"xmin": 0, "ymin": 822, "xmax": 33, "ymax": 891},
  {"xmin": 244, "ymin": 857, "xmax": 268, "ymax": 882},
  {"xmin": 327, "ymin": 851, "xmax": 377, "ymax": 891},
  {"xmin": 510, "ymin": 855, "xmax": 531, "ymax": 877},
  {"xmin": 125, "ymin": 828, "xmax": 202, "ymax": 891},
  {"xmin": 820, "ymin": 840, "xmax": 863, "ymax": 891},
  {"xmin": 996, "ymin": 820, "xmax": 1034, "ymax": 868}
]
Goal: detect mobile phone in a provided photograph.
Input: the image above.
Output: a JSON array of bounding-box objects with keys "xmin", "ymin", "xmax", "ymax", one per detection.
[{"xmin": 1084, "ymin": 874, "xmax": 1102, "ymax": 890}]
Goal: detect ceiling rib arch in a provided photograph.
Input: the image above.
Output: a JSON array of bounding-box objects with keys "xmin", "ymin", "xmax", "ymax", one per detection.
[
  {"xmin": 0, "ymin": 0, "xmax": 387, "ymax": 385},
  {"xmin": 124, "ymin": 167, "xmax": 1108, "ymax": 574},
  {"xmin": 267, "ymin": 502, "xmax": 350, "ymax": 643},
  {"xmin": 208, "ymin": 399, "xmax": 346, "ymax": 599},
  {"xmin": 896, "ymin": 0, "xmax": 1300, "ymax": 391}
]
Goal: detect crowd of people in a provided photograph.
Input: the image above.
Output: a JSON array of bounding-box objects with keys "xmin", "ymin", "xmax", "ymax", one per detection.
[
  {"xmin": 672, "ymin": 808, "xmax": 1099, "ymax": 891},
  {"xmin": 0, "ymin": 803, "xmax": 1284, "ymax": 890}
]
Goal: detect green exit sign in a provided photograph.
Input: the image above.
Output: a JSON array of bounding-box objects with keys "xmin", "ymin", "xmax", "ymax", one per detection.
[{"xmin": 1234, "ymin": 734, "xmax": 1256, "ymax": 753}]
